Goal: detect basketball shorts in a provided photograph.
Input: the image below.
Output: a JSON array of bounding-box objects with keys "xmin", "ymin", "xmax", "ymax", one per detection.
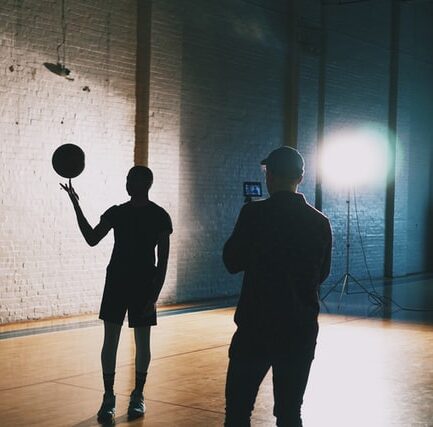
[{"xmin": 99, "ymin": 269, "xmax": 157, "ymax": 328}]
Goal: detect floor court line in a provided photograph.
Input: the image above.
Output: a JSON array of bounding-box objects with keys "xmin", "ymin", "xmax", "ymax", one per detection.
[{"xmin": 0, "ymin": 301, "xmax": 237, "ymax": 340}]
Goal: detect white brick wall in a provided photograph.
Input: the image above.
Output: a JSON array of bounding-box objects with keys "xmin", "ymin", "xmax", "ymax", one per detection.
[
  {"xmin": 0, "ymin": 0, "xmax": 136, "ymax": 323},
  {"xmin": 147, "ymin": 0, "xmax": 183, "ymax": 304}
]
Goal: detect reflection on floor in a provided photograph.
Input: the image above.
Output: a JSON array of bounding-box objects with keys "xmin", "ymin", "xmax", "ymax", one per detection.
[{"xmin": 0, "ymin": 276, "xmax": 432, "ymax": 426}]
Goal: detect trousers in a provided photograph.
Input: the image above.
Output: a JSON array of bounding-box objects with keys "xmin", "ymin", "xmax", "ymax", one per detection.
[{"xmin": 225, "ymin": 329, "xmax": 316, "ymax": 427}]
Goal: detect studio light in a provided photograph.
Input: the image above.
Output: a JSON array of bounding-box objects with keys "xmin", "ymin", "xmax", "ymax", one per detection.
[
  {"xmin": 319, "ymin": 125, "xmax": 389, "ymax": 188},
  {"xmin": 319, "ymin": 124, "xmax": 390, "ymax": 309}
]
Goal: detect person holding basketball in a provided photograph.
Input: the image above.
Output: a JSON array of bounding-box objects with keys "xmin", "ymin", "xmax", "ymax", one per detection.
[{"xmin": 61, "ymin": 166, "xmax": 172, "ymax": 423}]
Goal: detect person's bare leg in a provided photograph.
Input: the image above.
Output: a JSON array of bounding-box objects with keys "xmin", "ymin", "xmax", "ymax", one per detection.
[
  {"xmin": 134, "ymin": 325, "xmax": 151, "ymax": 391},
  {"xmin": 128, "ymin": 325, "xmax": 151, "ymax": 419},
  {"xmin": 98, "ymin": 321, "xmax": 122, "ymax": 422},
  {"xmin": 101, "ymin": 321, "xmax": 122, "ymax": 392}
]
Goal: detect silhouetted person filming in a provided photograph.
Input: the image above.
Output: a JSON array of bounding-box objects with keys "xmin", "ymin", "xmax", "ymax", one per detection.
[
  {"xmin": 61, "ymin": 166, "xmax": 172, "ymax": 423},
  {"xmin": 223, "ymin": 146, "xmax": 332, "ymax": 427}
]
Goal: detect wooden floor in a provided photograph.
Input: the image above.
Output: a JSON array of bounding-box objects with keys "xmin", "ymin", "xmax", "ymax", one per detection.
[{"xmin": 1, "ymin": 307, "xmax": 433, "ymax": 427}]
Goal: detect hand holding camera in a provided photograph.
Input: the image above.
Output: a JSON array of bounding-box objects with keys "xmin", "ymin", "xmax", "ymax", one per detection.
[{"xmin": 243, "ymin": 181, "xmax": 262, "ymax": 203}]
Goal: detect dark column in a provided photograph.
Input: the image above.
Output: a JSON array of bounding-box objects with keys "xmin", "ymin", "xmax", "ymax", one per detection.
[
  {"xmin": 134, "ymin": 0, "xmax": 152, "ymax": 166},
  {"xmin": 384, "ymin": 0, "xmax": 400, "ymax": 278},
  {"xmin": 285, "ymin": 0, "xmax": 300, "ymax": 148},
  {"xmin": 426, "ymin": 148, "xmax": 433, "ymax": 272},
  {"xmin": 315, "ymin": 3, "xmax": 327, "ymax": 212}
]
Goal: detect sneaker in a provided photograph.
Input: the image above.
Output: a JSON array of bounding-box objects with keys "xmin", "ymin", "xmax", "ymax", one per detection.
[
  {"xmin": 127, "ymin": 390, "xmax": 146, "ymax": 420},
  {"xmin": 97, "ymin": 393, "xmax": 115, "ymax": 423}
]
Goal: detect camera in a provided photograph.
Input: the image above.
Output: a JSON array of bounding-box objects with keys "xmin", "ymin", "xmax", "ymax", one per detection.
[{"xmin": 243, "ymin": 182, "xmax": 262, "ymax": 200}]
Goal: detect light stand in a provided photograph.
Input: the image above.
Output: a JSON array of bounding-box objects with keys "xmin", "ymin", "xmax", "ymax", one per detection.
[{"xmin": 320, "ymin": 188, "xmax": 374, "ymax": 310}]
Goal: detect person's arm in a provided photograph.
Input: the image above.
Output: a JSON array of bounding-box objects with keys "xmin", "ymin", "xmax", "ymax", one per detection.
[
  {"xmin": 150, "ymin": 231, "xmax": 170, "ymax": 302},
  {"xmin": 223, "ymin": 204, "xmax": 251, "ymax": 274},
  {"xmin": 320, "ymin": 220, "xmax": 332, "ymax": 283},
  {"xmin": 60, "ymin": 180, "xmax": 111, "ymax": 246}
]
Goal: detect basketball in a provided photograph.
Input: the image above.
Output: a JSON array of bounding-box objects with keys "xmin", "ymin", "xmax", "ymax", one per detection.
[{"xmin": 52, "ymin": 144, "xmax": 85, "ymax": 178}]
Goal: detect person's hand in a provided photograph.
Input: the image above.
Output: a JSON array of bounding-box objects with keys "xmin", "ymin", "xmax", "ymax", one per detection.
[{"xmin": 60, "ymin": 179, "xmax": 79, "ymax": 206}]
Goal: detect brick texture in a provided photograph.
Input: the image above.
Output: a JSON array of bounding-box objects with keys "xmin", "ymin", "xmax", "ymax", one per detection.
[
  {"xmin": 149, "ymin": 0, "xmax": 290, "ymax": 303},
  {"xmin": 0, "ymin": 0, "xmax": 136, "ymax": 322},
  {"xmin": 1, "ymin": 0, "xmax": 432, "ymax": 323}
]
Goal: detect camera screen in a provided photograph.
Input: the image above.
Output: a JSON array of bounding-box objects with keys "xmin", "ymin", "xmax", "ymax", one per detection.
[{"xmin": 243, "ymin": 181, "xmax": 262, "ymax": 197}]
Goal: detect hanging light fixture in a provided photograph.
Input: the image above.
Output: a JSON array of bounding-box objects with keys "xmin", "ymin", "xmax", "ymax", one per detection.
[{"xmin": 43, "ymin": 0, "xmax": 73, "ymax": 80}]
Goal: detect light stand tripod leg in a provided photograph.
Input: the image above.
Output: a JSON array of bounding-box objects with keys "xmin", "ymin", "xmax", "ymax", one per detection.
[
  {"xmin": 321, "ymin": 274, "xmax": 345, "ymax": 301},
  {"xmin": 320, "ymin": 189, "xmax": 383, "ymax": 311},
  {"xmin": 347, "ymin": 273, "xmax": 371, "ymax": 294},
  {"xmin": 338, "ymin": 274, "xmax": 349, "ymax": 310}
]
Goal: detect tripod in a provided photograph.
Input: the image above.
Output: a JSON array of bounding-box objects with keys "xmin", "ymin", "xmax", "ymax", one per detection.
[{"xmin": 320, "ymin": 188, "xmax": 372, "ymax": 310}]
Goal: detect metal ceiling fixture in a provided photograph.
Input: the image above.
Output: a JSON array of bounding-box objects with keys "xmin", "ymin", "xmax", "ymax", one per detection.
[{"xmin": 43, "ymin": 0, "xmax": 73, "ymax": 80}]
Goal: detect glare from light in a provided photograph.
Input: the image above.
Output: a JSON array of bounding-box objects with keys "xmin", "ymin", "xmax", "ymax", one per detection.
[{"xmin": 319, "ymin": 126, "xmax": 389, "ymax": 188}]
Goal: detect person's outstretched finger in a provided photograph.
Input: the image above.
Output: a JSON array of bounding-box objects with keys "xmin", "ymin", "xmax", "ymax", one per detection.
[
  {"xmin": 67, "ymin": 179, "xmax": 79, "ymax": 200},
  {"xmin": 72, "ymin": 188, "xmax": 79, "ymax": 201}
]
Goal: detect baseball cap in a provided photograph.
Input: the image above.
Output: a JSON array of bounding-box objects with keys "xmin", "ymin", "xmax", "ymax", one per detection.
[{"xmin": 261, "ymin": 146, "xmax": 304, "ymax": 178}]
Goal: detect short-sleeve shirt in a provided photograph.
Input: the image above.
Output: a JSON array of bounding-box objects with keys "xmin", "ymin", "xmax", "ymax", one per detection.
[{"xmin": 101, "ymin": 201, "xmax": 172, "ymax": 282}]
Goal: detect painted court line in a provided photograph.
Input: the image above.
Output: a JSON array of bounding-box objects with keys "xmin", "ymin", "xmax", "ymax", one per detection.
[{"xmin": 0, "ymin": 302, "xmax": 236, "ymax": 340}]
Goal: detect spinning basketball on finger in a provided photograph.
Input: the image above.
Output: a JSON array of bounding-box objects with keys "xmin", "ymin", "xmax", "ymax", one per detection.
[{"xmin": 53, "ymin": 144, "xmax": 172, "ymax": 423}]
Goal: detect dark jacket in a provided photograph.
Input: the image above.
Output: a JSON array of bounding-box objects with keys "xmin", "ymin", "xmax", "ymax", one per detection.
[{"xmin": 223, "ymin": 191, "xmax": 332, "ymax": 350}]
